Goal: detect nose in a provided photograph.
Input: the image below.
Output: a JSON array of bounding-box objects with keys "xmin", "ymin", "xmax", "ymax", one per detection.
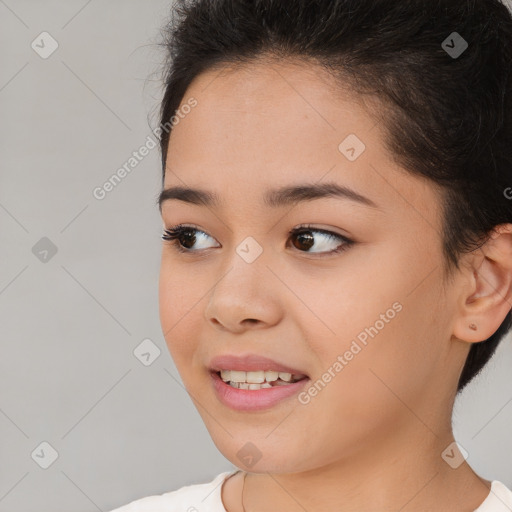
[{"xmin": 204, "ymin": 250, "xmax": 283, "ymax": 333}]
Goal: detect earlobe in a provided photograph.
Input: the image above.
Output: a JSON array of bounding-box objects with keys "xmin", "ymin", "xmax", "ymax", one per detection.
[{"xmin": 452, "ymin": 224, "xmax": 512, "ymax": 344}]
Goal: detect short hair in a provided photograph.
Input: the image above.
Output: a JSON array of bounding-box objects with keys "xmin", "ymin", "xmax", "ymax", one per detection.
[{"xmin": 157, "ymin": 0, "xmax": 512, "ymax": 393}]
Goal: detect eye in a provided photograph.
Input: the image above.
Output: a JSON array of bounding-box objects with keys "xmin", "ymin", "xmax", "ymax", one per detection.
[
  {"xmin": 287, "ymin": 224, "xmax": 354, "ymax": 256},
  {"xmin": 161, "ymin": 223, "xmax": 354, "ymax": 256},
  {"xmin": 161, "ymin": 224, "xmax": 219, "ymax": 253}
]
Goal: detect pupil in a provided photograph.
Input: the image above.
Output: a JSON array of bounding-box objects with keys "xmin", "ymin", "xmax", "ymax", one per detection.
[
  {"xmin": 295, "ymin": 231, "xmax": 314, "ymax": 250},
  {"xmin": 182, "ymin": 231, "xmax": 195, "ymax": 249}
]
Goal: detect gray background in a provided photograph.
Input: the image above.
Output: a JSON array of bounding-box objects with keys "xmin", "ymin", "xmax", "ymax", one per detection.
[{"xmin": 1, "ymin": 1, "xmax": 511, "ymax": 511}]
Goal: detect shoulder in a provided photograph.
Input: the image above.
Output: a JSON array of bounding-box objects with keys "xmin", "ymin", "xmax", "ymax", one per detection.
[
  {"xmin": 476, "ymin": 481, "xmax": 512, "ymax": 512},
  {"xmin": 107, "ymin": 470, "xmax": 238, "ymax": 512}
]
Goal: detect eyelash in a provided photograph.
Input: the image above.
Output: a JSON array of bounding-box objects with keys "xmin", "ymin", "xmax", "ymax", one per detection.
[{"xmin": 161, "ymin": 223, "xmax": 355, "ymax": 257}]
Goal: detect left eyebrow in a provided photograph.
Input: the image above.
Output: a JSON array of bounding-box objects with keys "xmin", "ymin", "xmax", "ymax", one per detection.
[{"xmin": 157, "ymin": 181, "xmax": 380, "ymax": 212}]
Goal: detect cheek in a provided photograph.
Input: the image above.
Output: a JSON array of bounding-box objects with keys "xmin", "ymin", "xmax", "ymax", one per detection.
[
  {"xmin": 296, "ymin": 320, "xmax": 425, "ymax": 458},
  {"xmin": 158, "ymin": 261, "xmax": 203, "ymax": 366},
  {"xmin": 286, "ymin": 246, "xmax": 404, "ymax": 343},
  {"xmin": 299, "ymin": 248, "xmax": 445, "ymax": 423},
  {"xmin": 158, "ymin": 253, "xmax": 208, "ymax": 325}
]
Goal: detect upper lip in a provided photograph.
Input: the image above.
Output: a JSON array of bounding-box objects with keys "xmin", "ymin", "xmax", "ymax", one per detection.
[{"xmin": 209, "ymin": 353, "xmax": 309, "ymax": 377}]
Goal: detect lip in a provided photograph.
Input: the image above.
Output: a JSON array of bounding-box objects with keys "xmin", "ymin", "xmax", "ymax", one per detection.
[
  {"xmin": 210, "ymin": 371, "xmax": 310, "ymax": 412},
  {"xmin": 208, "ymin": 353, "xmax": 309, "ymax": 376},
  {"xmin": 208, "ymin": 353, "xmax": 310, "ymax": 412}
]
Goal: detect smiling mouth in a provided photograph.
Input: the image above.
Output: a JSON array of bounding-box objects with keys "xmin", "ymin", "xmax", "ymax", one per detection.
[{"xmin": 214, "ymin": 369, "xmax": 308, "ymax": 389}]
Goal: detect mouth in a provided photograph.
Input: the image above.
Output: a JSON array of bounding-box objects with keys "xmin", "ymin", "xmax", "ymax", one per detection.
[
  {"xmin": 207, "ymin": 353, "xmax": 310, "ymax": 410},
  {"xmin": 209, "ymin": 369, "xmax": 310, "ymax": 411},
  {"xmin": 212, "ymin": 369, "xmax": 308, "ymax": 390}
]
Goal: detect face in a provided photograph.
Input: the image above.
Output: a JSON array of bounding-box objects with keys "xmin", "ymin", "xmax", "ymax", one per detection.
[{"xmin": 158, "ymin": 58, "xmax": 464, "ymax": 473}]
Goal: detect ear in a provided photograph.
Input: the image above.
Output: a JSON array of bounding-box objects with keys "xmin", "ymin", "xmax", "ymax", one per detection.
[{"xmin": 453, "ymin": 224, "xmax": 512, "ymax": 343}]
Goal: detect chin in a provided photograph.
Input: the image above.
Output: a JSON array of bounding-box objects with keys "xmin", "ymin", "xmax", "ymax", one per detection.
[{"xmin": 206, "ymin": 428, "xmax": 313, "ymax": 473}]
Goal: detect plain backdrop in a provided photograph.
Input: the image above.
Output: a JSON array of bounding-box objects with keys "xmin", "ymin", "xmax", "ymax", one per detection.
[{"xmin": 1, "ymin": 1, "xmax": 511, "ymax": 511}]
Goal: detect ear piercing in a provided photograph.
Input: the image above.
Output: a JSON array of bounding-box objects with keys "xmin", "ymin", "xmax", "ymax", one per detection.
[{"xmin": 469, "ymin": 323, "xmax": 477, "ymax": 331}]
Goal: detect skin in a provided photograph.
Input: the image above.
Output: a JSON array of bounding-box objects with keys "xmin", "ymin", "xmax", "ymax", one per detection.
[{"xmin": 158, "ymin": 57, "xmax": 512, "ymax": 512}]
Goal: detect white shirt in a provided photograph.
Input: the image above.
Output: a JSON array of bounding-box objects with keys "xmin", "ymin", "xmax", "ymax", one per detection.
[{"xmin": 108, "ymin": 470, "xmax": 512, "ymax": 512}]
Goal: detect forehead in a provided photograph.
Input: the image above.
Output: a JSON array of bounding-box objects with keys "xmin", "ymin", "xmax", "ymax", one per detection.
[
  {"xmin": 166, "ymin": 59, "xmax": 374, "ymax": 175},
  {"xmin": 162, "ymin": 58, "xmax": 441, "ymax": 224},
  {"xmin": 168, "ymin": 57, "xmax": 370, "ymax": 141}
]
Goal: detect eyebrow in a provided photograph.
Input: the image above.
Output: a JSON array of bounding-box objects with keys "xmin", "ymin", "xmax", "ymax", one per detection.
[{"xmin": 157, "ymin": 181, "xmax": 380, "ymax": 211}]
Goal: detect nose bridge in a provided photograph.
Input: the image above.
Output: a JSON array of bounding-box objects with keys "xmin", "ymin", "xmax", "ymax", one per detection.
[
  {"xmin": 217, "ymin": 234, "xmax": 269, "ymax": 298},
  {"xmin": 205, "ymin": 235, "xmax": 281, "ymax": 328}
]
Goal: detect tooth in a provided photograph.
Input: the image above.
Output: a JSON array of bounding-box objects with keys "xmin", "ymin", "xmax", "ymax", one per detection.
[
  {"xmin": 246, "ymin": 371, "xmax": 265, "ymax": 383},
  {"xmin": 227, "ymin": 380, "xmax": 274, "ymax": 390},
  {"xmin": 220, "ymin": 369, "xmax": 304, "ymax": 385},
  {"xmin": 264, "ymin": 371, "xmax": 279, "ymax": 382},
  {"xmin": 220, "ymin": 370, "xmax": 231, "ymax": 382},
  {"xmin": 230, "ymin": 370, "xmax": 246, "ymax": 383}
]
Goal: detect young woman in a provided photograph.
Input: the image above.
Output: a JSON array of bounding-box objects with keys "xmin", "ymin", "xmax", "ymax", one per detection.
[{"xmin": 110, "ymin": 0, "xmax": 512, "ymax": 510}]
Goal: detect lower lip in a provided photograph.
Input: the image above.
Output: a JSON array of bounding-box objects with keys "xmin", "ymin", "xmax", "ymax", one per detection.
[{"xmin": 210, "ymin": 371, "xmax": 310, "ymax": 412}]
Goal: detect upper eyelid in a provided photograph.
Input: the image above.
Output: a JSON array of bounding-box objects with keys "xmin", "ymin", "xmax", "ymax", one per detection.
[
  {"xmin": 163, "ymin": 224, "xmax": 352, "ymax": 243},
  {"xmin": 291, "ymin": 225, "xmax": 348, "ymax": 237},
  {"xmin": 164, "ymin": 224, "xmax": 346, "ymax": 235}
]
